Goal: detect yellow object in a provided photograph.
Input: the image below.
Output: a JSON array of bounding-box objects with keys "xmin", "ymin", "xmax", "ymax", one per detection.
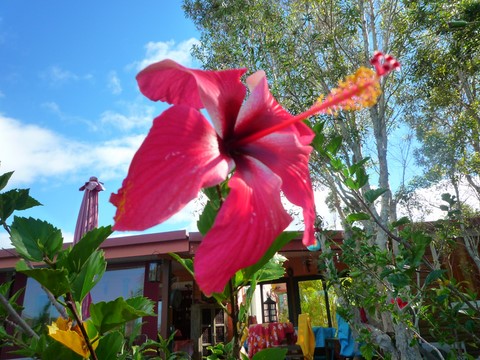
[
  {"xmin": 47, "ymin": 317, "xmax": 98, "ymax": 359},
  {"xmin": 296, "ymin": 313, "xmax": 315, "ymax": 360},
  {"xmin": 316, "ymin": 67, "xmax": 382, "ymax": 115}
]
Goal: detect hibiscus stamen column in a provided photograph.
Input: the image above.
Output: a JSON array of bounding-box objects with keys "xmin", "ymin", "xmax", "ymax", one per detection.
[{"xmin": 235, "ymin": 51, "xmax": 400, "ymax": 147}]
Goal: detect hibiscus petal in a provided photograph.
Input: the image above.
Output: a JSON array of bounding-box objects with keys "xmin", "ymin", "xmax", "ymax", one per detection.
[
  {"xmin": 136, "ymin": 59, "xmax": 247, "ymax": 138},
  {"xmin": 235, "ymin": 70, "xmax": 293, "ymax": 138},
  {"xmin": 110, "ymin": 105, "xmax": 233, "ymax": 231},
  {"xmin": 194, "ymin": 155, "xmax": 292, "ymax": 295},
  {"xmin": 234, "ymin": 70, "xmax": 316, "ymax": 246},
  {"xmin": 245, "ymin": 132, "xmax": 316, "ymax": 247}
]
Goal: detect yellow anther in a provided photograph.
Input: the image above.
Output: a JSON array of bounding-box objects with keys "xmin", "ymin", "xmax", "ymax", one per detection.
[{"xmin": 317, "ymin": 67, "xmax": 381, "ymax": 115}]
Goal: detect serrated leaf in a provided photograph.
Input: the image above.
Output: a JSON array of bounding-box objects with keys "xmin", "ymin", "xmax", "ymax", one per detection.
[
  {"xmin": 364, "ymin": 188, "xmax": 387, "ymax": 204},
  {"xmin": 70, "ymin": 250, "xmax": 106, "ymax": 302},
  {"xmin": 59, "ymin": 226, "xmax": 112, "ymax": 273},
  {"xmin": 10, "ymin": 216, "xmax": 63, "ymax": 262},
  {"xmin": 0, "ymin": 189, "xmax": 42, "ymax": 221},
  {"xmin": 90, "ymin": 296, "xmax": 154, "ymax": 334},
  {"xmin": 0, "ymin": 171, "xmax": 14, "ymax": 191},
  {"xmin": 346, "ymin": 212, "xmax": 370, "ymax": 223},
  {"xmin": 16, "ymin": 261, "xmax": 70, "ymax": 297},
  {"xmin": 242, "ymin": 231, "xmax": 297, "ymax": 281},
  {"xmin": 254, "ymin": 254, "xmax": 287, "ymax": 283}
]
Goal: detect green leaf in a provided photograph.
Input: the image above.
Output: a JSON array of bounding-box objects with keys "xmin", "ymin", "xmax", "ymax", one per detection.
[
  {"xmin": 0, "ymin": 282, "xmax": 24, "ymax": 317},
  {"xmin": 344, "ymin": 177, "xmax": 358, "ymax": 190},
  {"xmin": 10, "ymin": 216, "xmax": 63, "ymax": 262},
  {"xmin": 90, "ymin": 296, "xmax": 155, "ymax": 334},
  {"xmin": 345, "ymin": 212, "xmax": 370, "ymax": 223},
  {"xmin": 252, "ymin": 347, "xmax": 288, "ymax": 360},
  {"xmin": 387, "ymin": 273, "xmax": 410, "ymax": 289},
  {"xmin": 197, "ymin": 199, "xmax": 218, "ymax": 235},
  {"xmin": 425, "ymin": 269, "xmax": 446, "ymax": 286},
  {"xmin": 70, "ymin": 250, "xmax": 106, "ymax": 302},
  {"xmin": 254, "ymin": 254, "xmax": 287, "ymax": 283},
  {"xmin": 95, "ymin": 331, "xmax": 124, "ymax": 360},
  {"xmin": 329, "ymin": 157, "xmax": 343, "ymax": 171},
  {"xmin": 0, "ymin": 171, "xmax": 14, "ymax": 191},
  {"xmin": 0, "ymin": 189, "xmax": 42, "ymax": 222},
  {"xmin": 354, "ymin": 168, "xmax": 368, "ymax": 189},
  {"xmin": 391, "ymin": 217, "xmax": 410, "ymax": 228},
  {"xmin": 169, "ymin": 253, "xmax": 194, "ymax": 278},
  {"xmin": 348, "ymin": 158, "xmax": 370, "ymax": 176},
  {"xmin": 326, "ymin": 135, "xmax": 343, "ymax": 155},
  {"xmin": 364, "ymin": 188, "xmax": 387, "ymax": 204},
  {"xmin": 16, "ymin": 260, "xmax": 70, "ymax": 297},
  {"xmin": 242, "ymin": 231, "xmax": 298, "ymax": 281},
  {"xmin": 59, "ymin": 226, "xmax": 112, "ymax": 273}
]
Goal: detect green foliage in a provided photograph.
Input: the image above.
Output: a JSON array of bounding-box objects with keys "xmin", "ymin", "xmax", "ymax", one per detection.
[
  {"xmin": 95, "ymin": 331, "xmax": 125, "ymax": 360},
  {"xmin": 251, "ymin": 347, "xmax": 288, "ymax": 359},
  {"xmin": 10, "ymin": 216, "xmax": 63, "ymax": 262},
  {"xmin": 0, "ymin": 170, "xmax": 157, "ymax": 359},
  {"xmin": 90, "ymin": 297, "xmax": 155, "ymax": 335},
  {"xmin": 0, "ymin": 189, "xmax": 42, "ymax": 224},
  {"xmin": 140, "ymin": 331, "xmax": 191, "ymax": 359}
]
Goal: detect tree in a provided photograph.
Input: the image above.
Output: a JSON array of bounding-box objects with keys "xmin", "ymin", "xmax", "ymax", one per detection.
[
  {"xmin": 183, "ymin": 0, "xmax": 480, "ymax": 358},
  {"xmin": 404, "ymin": 0, "xmax": 480, "ymax": 273}
]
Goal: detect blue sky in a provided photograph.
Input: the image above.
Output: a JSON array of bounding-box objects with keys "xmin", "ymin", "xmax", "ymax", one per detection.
[
  {"xmin": 0, "ymin": 1, "xmax": 203, "ymax": 248},
  {"xmin": 1, "ymin": 1, "xmax": 469, "ymax": 250}
]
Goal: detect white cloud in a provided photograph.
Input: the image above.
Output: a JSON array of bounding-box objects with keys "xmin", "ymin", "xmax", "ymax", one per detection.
[
  {"xmin": 99, "ymin": 101, "xmax": 156, "ymax": 132},
  {"xmin": 107, "ymin": 71, "xmax": 122, "ymax": 95},
  {"xmin": 132, "ymin": 38, "xmax": 200, "ymax": 71},
  {"xmin": 0, "ymin": 232, "xmax": 11, "ymax": 250},
  {"xmin": 40, "ymin": 66, "xmax": 93, "ymax": 86},
  {"xmin": 397, "ymin": 179, "xmax": 480, "ymax": 221},
  {"xmin": 0, "ymin": 115, "xmax": 142, "ymax": 187}
]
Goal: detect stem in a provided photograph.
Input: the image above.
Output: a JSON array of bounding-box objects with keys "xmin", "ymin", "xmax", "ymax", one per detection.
[
  {"xmin": 235, "ymin": 81, "xmax": 375, "ymax": 146},
  {"xmin": 228, "ymin": 279, "xmax": 240, "ymax": 357},
  {"xmin": 65, "ymin": 293, "xmax": 98, "ymax": 360},
  {"xmin": 0, "ymin": 292, "xmax": 39, "ymax": 339}
]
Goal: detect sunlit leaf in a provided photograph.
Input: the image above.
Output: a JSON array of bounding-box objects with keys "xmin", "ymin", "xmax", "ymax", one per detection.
[
  {"xmin": 242, "ymin": 231, "xmax": 297, "ymax": 281},
  {"xmin": 59, "ymin": 226, "xmax": 112, "ymax": 273},
  {"xmin": 345, "ymin": 212, "xmax": 370, "ymax": 223},
  {"xmin": 16, "ymin": 260, "xmax": 70, "ymax": 297},
  {"xmin": 364, "ymin": 188, "xmax": 387, "ymax": 204},
  {"xmin": 0, "ymin": 189, "xmax": 42, "ymax": 222},
  {"xmin": 70, "ymin": 251, "xmax": 106, "ymax": 302},
  {"xmin": 10, "ymin": 216, "xmax": 62, "ymax": 262},
  {"xmin": 0, "ymin": 171, "xmax": 14, "ymax": 191},
  {"xmin": 90, "ymin": 296, "xmax": 155, "ymax": 334}
]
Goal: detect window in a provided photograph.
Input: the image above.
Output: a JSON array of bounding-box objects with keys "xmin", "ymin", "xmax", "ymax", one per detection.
[
  {"xmin": 298, "ymin": 279, "xmax": 337, "ymax": 328},
  {"xmin": 22, "ymin": 266, "xmax": 145, "ymax": 329},
  {"xmin": 89, "ymin": 267, "xmax": 144, "ymax": 302}
]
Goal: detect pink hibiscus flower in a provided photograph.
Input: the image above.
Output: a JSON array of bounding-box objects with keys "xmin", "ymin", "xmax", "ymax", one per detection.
[{"xmin": 110, "ymin": 52, "xmax": 399, "ymax": 295}]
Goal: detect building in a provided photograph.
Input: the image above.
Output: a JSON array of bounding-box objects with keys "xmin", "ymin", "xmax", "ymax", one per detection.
[{"xmin": 0, "ymin": 230, "xmax": 340, "ymax": 359}]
